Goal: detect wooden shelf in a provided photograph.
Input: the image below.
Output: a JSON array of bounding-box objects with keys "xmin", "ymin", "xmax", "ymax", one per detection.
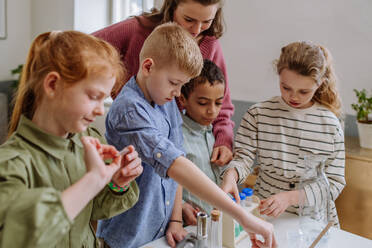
[
  {"xmin": 345, "ymin": 136, "xmax": 372, "ymax": 162},
  {"xmin": 336, "ymin": 136, "xmax": 372, "ymax": 239}
]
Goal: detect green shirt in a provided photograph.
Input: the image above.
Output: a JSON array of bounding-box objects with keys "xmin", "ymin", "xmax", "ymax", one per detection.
[
  {"xmin": 181, "ymin": 114, "xmax": 223, "ymax": 214},
  {"xmin": 0, "ymin": 115, "xmax": 139, "ymax": 248}
]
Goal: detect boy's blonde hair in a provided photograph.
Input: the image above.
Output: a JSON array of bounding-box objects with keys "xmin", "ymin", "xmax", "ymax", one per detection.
[
  {"xmin": 9, "ymin": 31, "xmax": 125, "ymax": 137},
  {"xmin": 140, "ymin": 22, "xmax": 203, "ymax": 77},
  {"xmin": 111, "ymin": 22, "xmax": 204, "ymax": 98},
  {"xmin": 276, "ymin": 41, "xmax": 342, "ymax": 117}
]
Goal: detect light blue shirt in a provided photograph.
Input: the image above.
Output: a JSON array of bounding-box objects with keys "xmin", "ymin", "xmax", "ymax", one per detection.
[
  {"xmin": 181, "ymin": 114, "xmax": 222, "ymax": 214},
  {"xmin": 97, "ymin": 76, "xmax": 185, "ymax": 248}
]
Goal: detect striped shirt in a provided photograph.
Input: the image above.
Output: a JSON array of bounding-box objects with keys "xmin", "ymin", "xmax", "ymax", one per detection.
[
  {"xmin": 181, "ymin": 114, "xmax": 222, "ymax": 214},
  {"xmin": 225, "ymin": 96, "xmax": 345, "ymax": 226}
]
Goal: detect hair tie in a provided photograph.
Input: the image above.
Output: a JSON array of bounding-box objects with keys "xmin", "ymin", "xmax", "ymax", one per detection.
[{"xmin": 50, "ymin": 30, "xmax": 63, "ymax": 39}]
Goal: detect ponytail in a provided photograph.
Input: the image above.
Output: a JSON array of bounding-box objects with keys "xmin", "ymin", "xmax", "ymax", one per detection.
[
  {"xmin": 8, "ymin": 33, "xmax": 51, "ymax": 136},
  {"xmin": 8, "ymin": 31, "xmax": 125, "ymax": 137}
]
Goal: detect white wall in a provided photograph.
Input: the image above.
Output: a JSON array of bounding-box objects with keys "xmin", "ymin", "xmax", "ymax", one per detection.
[
  {"xmin": 2, "ymin": 0, "xmax": 371, "ymax": 114},
  {"xmin": 0, "ymin": 0, "xmax": 31, "ymax": 81},
  {"xmin": 0, "ymin": 0, "xmax": 155, "ymax": 81},
  {"xmin": 220, "ymin": 0, "xmax": 372, "ymax": 115},
  {"xmin": 31, "ymin": 0, "xmax": 74, "ymax": 39},
  {"xmin": 0, "ymin": 0, "xmax": 75, "ymax": 81},
  {"xmin": 74, "ymin": 0, "xmax": 110, "ymax": 34}
]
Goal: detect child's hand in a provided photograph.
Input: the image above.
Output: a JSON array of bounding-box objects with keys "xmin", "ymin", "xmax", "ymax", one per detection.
[
  {"xmin": 241, "ymin": 215, "xmax": 277, "ymax": 248},
  {"xmin": 260, "ymin": 191, "xmax": 299, "ymax": 217},
  {"xmin": 182, "ymin": 202, "xmax": 199, "ymax": 226},
  {"xmin": 220, "ymin": 168, "xmax": 240, "ymax": 203},
  {"xmin": 111, "ymin": 145, "xmax": 143, "ymax": 187},
  {"xmin": 211, "ymin": 145, "xmax": 233, "ymax": 166},
  {"xmin": 248, "ymin": 224, "xmax": 278, "ymax": 248},
  {"xmin": 81, "ymin": 136, "xmax": 121, "ymax": 187},
  {"xmin": 166, "ymin": 221, "xmax": 188, "ymax": 248}
]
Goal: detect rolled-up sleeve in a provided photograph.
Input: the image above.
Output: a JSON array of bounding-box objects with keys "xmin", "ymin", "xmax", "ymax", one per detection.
[
  {"xmin": 220, "ymin": 109, "xmax": 258, "ymax": 184},
  {"xmin": 106, "ymin": 104, "xmax": 184, "ymax": 178},
  {"xmin": 91, "ymin": 180, "xmax": 140, "ymax": 220},
  {"xmin": 303, "ymin": 126, "xmax": 345, "ymax": 208}
]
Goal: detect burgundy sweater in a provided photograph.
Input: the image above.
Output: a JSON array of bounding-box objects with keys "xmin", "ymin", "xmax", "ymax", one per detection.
[{"xmin": 93, "ymin": 16, "xmax": 234, "ymax": 150}]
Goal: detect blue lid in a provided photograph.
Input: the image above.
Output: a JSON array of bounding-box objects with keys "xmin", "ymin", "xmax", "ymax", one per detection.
[
  {"xmin": 242, "ymin": 188, "xmax": 253, "ymax": 196},
  {"xmin": 239, "ymin": 192, "xmax": 246, "ymax": 200}
]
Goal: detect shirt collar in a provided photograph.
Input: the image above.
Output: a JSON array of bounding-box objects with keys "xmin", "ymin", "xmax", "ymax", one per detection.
[
  {"xmin": 126, "ymin": 76, "xmax": 144, "ymax": 96},
  {"xmin": 126, "ymin": 76, "xmax": 151, "ymax": 104},
  {"xmin": 182, "ymin": 114, "xmax": 212, "ymax": 134},
  {"xmin": 16, "ymin": 115, "xmax": 83, "ymax": 160},
  {"xmin": 125, "ymin": 76, "xmax": 163, "ymax": 109},
  {"xmin": 277, "ymin": 96, "xmax": 320, "ymax": 114}
]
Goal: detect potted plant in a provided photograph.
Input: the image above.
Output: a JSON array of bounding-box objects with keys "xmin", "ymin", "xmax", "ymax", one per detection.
[
  {"xmin": 10, "ymin": 64, "xmax": 23, "ymax": 89},
  {"xmin": 351, "ymin": 89, "xmax": 372, "ymax": 149}
]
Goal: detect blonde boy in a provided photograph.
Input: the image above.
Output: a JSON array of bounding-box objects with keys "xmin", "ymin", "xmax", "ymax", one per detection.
[{"xmin": 98, "ymin": 23, "xmax": 276, "ymax": 248}]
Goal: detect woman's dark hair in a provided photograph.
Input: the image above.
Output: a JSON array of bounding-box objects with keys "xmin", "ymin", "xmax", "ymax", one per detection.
[{"xmin": 144, "ymin": 0, "xmax": 224, "ymax": 39}]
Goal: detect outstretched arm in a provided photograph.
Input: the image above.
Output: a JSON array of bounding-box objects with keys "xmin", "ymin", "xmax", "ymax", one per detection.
[
  {"xmin": 220, "ymin": 108, "xmax": 259, "ymax": 201},
  {"xmin": 166, "ymin": 185, "xmax": 187, "ymax": 247},
  {"xmin": 168, "ymin": 156, "xmax": 277, "ymax": 248}
]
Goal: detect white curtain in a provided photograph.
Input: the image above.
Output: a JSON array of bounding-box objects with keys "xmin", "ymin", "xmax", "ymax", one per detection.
[
  {"xmin": 111, "ymin": 0, "xmax": 156, "ymax": 24},
  {"xmin": 153, "ymin": 0, "xmax": 163, "ymax": 9}
]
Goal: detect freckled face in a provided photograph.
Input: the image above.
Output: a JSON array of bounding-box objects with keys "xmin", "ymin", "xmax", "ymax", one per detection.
[{"xmin": 55, "ymin": 74, "xmax": 115, "ymax": 135}]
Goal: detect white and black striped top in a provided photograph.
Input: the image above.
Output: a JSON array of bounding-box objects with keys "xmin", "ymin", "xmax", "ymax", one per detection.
[{"xmin": 226, "ymin": 96, "xmax": 345, "ymax": 226}]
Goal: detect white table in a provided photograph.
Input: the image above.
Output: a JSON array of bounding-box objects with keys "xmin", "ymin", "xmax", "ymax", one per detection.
[{"xmin": 140, "ymin": 213, "xmax": 372, "ymax": 248}]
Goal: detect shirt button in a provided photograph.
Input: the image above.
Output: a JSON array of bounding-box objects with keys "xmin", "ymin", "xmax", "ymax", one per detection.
[
  {"xmin": 156, "ymin": 152, "xmax": 162, "ymax": 158},
  {"xmin": 166, "ymin": 201, "xmax": 170, "ymax": 206},
  {"xmin": 160, "ymin": 228, "xmax": 164, "ymax": 232}
]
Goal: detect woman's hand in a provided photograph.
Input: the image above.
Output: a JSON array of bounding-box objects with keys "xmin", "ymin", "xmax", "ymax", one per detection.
[
  {"xmin": 260, "ymin": 191, "xmax": 299, "ymax": 218},
  {"xmin": 220, "ymin": 168, "xmax": 240, "ymax": 203},
  {"xmin": 182, "ymin": 202, "xmax": 199, "ymax": 226},
  {"xmin": 166, "ymin": 221, "xmax": 188, "ymax": 248},
  {"xmin": 211, "ymin": 145, "xmax": 233, "ymax": 166},
  {"xmin": 81, "ymin": 136, "xmax": 121, "ymax": 187},
  {"xmin": 112, "ymin": 145, "xmax": 143, "ymax": 187}
]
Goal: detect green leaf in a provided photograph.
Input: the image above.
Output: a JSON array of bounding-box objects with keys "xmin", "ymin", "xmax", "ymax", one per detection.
[
  {"xmin": 352, "ymin": 88, "xmax": 372, "ymax": 122},
  {"xmin": 9, "ymin": 64, "xmax": 24, "ymax": 89}
]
